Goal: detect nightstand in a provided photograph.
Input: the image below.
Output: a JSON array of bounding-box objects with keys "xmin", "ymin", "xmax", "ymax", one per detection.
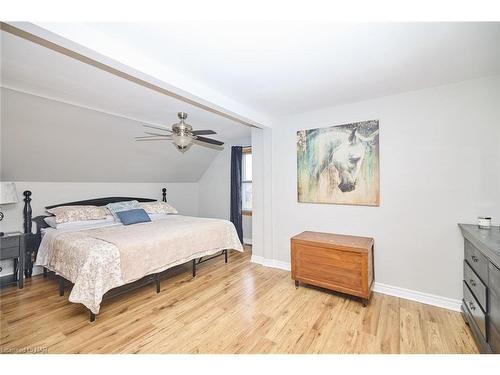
[{"xmin": 0, "ymin": 232, "xmax": 25, "ymax": 289}]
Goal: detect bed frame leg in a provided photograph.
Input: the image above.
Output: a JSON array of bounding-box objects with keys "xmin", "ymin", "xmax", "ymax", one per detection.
[
  {"xmin": 224, "ymin": 249, "xmax": 228, "ymax": 263},
  {"xmin": 155, "ymin": 273, "xmax": 160, "ymax": 293},
  {"xmin": 43, "ymin": 267, "xmax": 48, "ymax": 277},
  {"xmin": 90, "ymin": 311, "xmax": 96, "ymax": 322},
  {"xmin": 192, "ymin": 259, "xmax": 196, "ymax": 277},
  {"xmin": 58, "ymin": 276, "xmax": 64, "ymax": 296}
]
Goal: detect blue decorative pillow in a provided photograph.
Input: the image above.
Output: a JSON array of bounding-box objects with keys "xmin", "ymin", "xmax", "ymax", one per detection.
[
  {"xmin": 106, "ymin": 200, "xmax": 140, "ymax": 222},
  {"xmin": 116, "ymin": 209, "xmax": 151, "ymax": 225}
]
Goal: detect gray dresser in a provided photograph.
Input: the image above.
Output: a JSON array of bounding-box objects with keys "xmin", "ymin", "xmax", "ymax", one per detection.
[{"xmin": 459, "ymin": 224, "xmax": 500, "ymax": 354}]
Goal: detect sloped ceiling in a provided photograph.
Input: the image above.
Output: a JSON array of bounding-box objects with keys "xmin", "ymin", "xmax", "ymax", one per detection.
[{"xmin": 0, "ymin": 31, "xmax": 252, "ymax": 182}]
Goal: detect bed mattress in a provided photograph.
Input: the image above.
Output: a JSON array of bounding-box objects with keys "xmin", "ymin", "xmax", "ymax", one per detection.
[{"xmin": 36, "ymin": 215, "xmax": 243, "ymax": 314}]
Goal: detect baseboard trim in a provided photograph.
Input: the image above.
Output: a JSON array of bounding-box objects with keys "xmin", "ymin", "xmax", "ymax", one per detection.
[
  {"xmin": 32, "ymin": 266, "xmax": 43, "ymax": 277},
  {"xmin": 372, "ymin": 282, "xmax": 462, "ymax": 312},
  {"xmin": 250, "ymin": 256, "xmax": 462, "ymax": 312},
  {"xmin": 251, "ymin": 255, "xmax": 291, "ymax": 271},
  {"xmin": 0, "ymin": 265, "xmax": 43, "ymax": 279}
]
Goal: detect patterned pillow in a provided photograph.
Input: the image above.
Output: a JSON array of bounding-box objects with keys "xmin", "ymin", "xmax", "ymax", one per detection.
[
  {"xmin": 139, "ymin": 201, "xmax": 178, "ymax": 215},
  {"xmin": 46, "ymin": 205, "xmax": 108, "ymax": 224},
  {"xmin": 106, "ymin": 200, "xmax": 140, "ymax": 222}
]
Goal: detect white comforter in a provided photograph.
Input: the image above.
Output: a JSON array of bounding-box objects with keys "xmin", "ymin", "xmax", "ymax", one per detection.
[{"xmin": 36, "ymin": 215, "xmax": 243, "ymax": 314}]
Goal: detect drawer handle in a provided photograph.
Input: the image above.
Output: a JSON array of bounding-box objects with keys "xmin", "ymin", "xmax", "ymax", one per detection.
[
  {"xmin": 469, "ymin": 301, "xmax": 476, "ymax": 311},
  {"xmin": 471, "ymin": 256, "xmax": 479, "ymax": 263},
  {"xmin": 469, "ymin": 279, "xmax": 476, "ymax": 287}
]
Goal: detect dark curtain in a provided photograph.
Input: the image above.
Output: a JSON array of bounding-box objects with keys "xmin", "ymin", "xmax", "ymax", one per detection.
[{"xmin": 230, "ymin": 146, "xmax": 243, "ymax": 244}]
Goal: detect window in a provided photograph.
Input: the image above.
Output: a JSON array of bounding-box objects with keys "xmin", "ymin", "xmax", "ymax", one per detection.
[{"xmin": 242, "ymin": 147, "xmax": 252, "ymax": 215}]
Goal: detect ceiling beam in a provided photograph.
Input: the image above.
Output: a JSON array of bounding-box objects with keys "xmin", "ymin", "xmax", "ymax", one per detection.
[{"xmin": 1, "ymin": 22, "xmax": 270, "ymax": 129}]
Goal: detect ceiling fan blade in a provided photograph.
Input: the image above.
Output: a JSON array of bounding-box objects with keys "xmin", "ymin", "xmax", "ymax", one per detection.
[
  {"xmin": 143, "ymin": 124, "xmax": 172, "ymax": 133},
  {"xmin": 135, "ymin": 135, "xmax": 171, "ymax": 140},
  {"xmin": 192, "ymin": 129, "xmax": 217, "ymax": 135},
  {"xmin": 135, "ymin": 138, "xmax": 172, "ymax": 141},
  {"xmin": 144, "ymin": 131, "xmax": 172, "ymax": 137},
  {"xmin": 194, "ymin": 136, "xmax": 224, "ymax": 146}
]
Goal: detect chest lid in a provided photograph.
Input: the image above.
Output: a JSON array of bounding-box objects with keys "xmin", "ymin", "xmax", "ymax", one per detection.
[{"xmin": 291, "ymin": 231, "xmax": 373, "ymax": 253}]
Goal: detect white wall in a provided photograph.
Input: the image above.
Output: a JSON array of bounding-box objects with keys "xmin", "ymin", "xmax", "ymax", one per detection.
[
  {"xmin": 198, "ymin": 137, "xmax": 252, "ymax": 243},
  {"xmin": 260, "ymin": 76, "xmax": 500, "ymax": 301},
  {"xmin": 1, "ymin": 88, "xmax": 231, "ymax": 183},
  {"xmin": 251, "ymin": 127, "xmax": 275, "ymax": 262},
  {"xmin": 242, "ymin": 215, "xmax": 252, "ymax": 244},
  {"xmin": 0, "ymin": 181, "xmax": 198, "ymax": 276}
]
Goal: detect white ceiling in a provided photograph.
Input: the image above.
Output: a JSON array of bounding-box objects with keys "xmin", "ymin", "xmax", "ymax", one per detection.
[
  {"xmin": 0, "ymin": 30, "xmax": 252, "ymax": 141},
  {"xmin": 83, "ymin": 22, "xmax": 500, "ymax": 117},
  {"xmin": 0, "ymin": 31, "xmax": 251, "ymax": 182},
  {"xmin": 1, "ymin": 22, "xmax": 499, "ymax": 183}
]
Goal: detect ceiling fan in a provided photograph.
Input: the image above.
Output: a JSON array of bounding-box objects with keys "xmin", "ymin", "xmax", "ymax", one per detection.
[{"xmin": 135, "ymin": 112, "xmax": 224, "ymax": 150}]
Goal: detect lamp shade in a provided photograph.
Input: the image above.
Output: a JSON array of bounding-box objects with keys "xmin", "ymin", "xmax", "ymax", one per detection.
[{"xmin": 0, "ymin": 182, "xmax": 19, "ymax": 205}]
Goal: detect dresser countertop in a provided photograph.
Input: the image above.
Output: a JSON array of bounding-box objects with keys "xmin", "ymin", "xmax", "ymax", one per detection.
[{"xmin": 459, "ymin": 224, "xmax": 500, "ymax": 269}]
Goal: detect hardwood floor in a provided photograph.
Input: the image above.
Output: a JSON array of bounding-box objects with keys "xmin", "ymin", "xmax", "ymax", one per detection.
[{"xmin": 0, "ymin": 248, "xmax": 478, "ymax": 354}]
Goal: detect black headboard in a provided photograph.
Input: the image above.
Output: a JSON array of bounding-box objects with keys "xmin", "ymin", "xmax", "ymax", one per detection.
[
  {"xmin": 24, "ymin": 187, "xmax": 168, "ymax": 235},
  {"xmin": 45, "ymin": 196, "xmax": 156, "ymax": 209}
]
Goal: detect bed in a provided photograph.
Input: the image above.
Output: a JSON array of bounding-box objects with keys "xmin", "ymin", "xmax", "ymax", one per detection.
[{"xmin": 25, "ymin": 188, "xmax": 243, "ymax": 321}]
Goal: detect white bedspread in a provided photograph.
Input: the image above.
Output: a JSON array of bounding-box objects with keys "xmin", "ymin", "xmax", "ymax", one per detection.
[{"xmin": 36, "ymin": 215, "xmax": 243, "ymax": 314}]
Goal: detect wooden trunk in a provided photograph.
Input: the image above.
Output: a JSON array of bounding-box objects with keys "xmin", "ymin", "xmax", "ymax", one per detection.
[{"xmin": 291, "ymin": 231, "xmax": 374, "ymax": 301}]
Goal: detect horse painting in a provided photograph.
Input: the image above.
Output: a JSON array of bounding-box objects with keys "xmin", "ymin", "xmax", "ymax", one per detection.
[{"xmin": 297, "ymin": 120, "xmax": 380, "ymax": 206}]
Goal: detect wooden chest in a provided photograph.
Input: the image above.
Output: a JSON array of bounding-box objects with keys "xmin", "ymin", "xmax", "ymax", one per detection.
[{"xmin": 291, "ymin": 231, "xmax": 374, "ymax": 303}]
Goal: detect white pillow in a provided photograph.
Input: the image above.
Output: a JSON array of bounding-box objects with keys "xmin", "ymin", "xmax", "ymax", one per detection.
[{"xmin": 44, "ymin": 215, "xmax": 115, "ymax": 230}]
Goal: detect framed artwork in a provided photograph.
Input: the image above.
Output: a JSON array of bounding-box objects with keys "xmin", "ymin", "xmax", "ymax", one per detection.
[{"xmin": 297, "ymin": 120, "xmax": 380, "ymax": 206}]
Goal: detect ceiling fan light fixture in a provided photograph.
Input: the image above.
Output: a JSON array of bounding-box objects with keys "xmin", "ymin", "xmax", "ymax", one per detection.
[
  {"xmin": 172, "ymin": 133, "xmax": 192, "ymax": 148},
  {"xmin": 135, "ymin": 112, "xmax": 223, "ymax": 151}
]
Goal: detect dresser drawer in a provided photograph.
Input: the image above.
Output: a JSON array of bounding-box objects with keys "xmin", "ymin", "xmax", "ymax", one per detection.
[
  {"xmin": 463, "ymin": 281, "xmax": 486, "ymax": 339},
  {"xmin": 0, "ymin": 246, "xmax": 20, "ymax": 260},
  {"xmin": 1, "ymin": 236, "xmax": 20, "ymax": 249},
  {"xmin": 464, "ymin": 261, "xmax": 487, "ymax": 311},
  {"xmin": 464, "ymin": 240, "xmax": 488, "ymax": 283}
]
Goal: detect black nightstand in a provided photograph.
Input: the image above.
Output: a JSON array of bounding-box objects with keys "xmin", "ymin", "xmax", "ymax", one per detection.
[{"xmin": 0, "ymin": 232, "xmax": 25, "ymax": 289}]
